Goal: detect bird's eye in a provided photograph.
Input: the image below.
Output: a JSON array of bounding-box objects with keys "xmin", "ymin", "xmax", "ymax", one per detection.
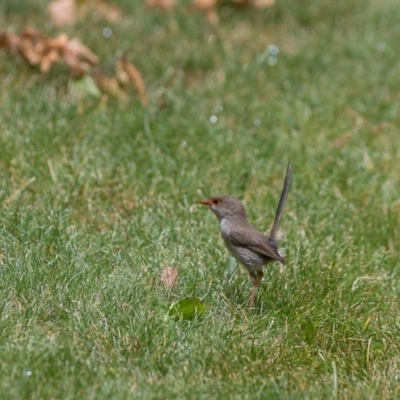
[{"xmin": 212, "ymin": 199, "xmax": 219, "ymax": 205}]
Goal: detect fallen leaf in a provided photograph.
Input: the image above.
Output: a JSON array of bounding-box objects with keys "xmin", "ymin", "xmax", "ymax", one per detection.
[
  {"xmin": 300, "ymin": 315, "xmax": 315, "ymax": 345},
  {"xmin": 146, "ymin": 0, "xmax": 176, "ymax": 9},
  {"xmin": 93, "ymin": 71, "xmax": 129, "ymax": 101},
  {"xmin": 47, "ymin": 33, "xmax": 69, "ymax": 50},
  {"xmin": 117, "ymin": 57, "xmax": 149, "ymax": 105},
  {"xmin": 161, "ymin": 267, "xmax": 178, "ymax": 288},
  {"xmin": 168, "ymin": 297, "xmax": 206, "ymax": 320},
  {"xmin": 0, "ymin": 29, "xmax": 149, "ymax": 103},
  {"xmin": 40, "ymin": 48, "xmax": 60, "ymax": 73},
  {"xmin": 193, "ymin": 0, "xmax": 217, "ymax": 9},
  {"xmin": 253, "ymin": 0, "xmax": 275, "ymax": 7},
  {"xmin": 47, "ymin": 0, "xmax": 77, "ymax": 27},
  {"xmin": 64, "ymin": 38, "xmax": 99, "ymax": 77},
  {"xmin": 0, "ymin": 32, "xmax": 20, "ymax": 54},
  {"xmin": 0, "ymin": 29, "xmax": 99, "ymax": 77},
  {"xmin": 19, "ymin": 29, "xmax": 46, "ymax": 66},
  {"xmin": 71, "ymin": 74, "xmax": 102, "ymax": 98},
  {"xmin": 224, "ymin": 257, "xmax": 238, "ymax": 279},
  {"xmin": 97, "ymin": 1, "xmax": 122, "ymax": 22}
]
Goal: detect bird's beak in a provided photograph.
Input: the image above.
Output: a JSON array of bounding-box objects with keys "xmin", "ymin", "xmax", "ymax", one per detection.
[{"xmin": 198, "ymin": 199, "xmax": 210, "ymax": 206}]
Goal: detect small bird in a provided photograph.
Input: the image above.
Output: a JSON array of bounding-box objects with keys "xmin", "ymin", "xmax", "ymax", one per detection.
[{"xmin": 198, "ymin": 162, "xmax": 293, "ymax": 308}]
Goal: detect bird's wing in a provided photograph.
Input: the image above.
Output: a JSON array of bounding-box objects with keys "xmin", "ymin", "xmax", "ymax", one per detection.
[{"xmin": 228, "ymin": 228, "xmax": 286, "ymax": 264}]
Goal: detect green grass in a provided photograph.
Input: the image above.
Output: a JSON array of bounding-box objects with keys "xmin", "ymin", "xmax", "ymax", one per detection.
[{"xmin": 1, "ymin": 0, "xmax": 400, "ymax": 398}]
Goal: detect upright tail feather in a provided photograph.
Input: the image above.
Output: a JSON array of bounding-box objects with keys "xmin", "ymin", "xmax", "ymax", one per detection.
[{"xmin": 269, "ymin": 161, "xmax": 293, "ymax": 240}]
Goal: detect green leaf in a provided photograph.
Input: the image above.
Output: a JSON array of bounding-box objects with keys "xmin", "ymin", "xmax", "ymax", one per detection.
[
  {"xmin": 300, "ymin": 316, "xmax": 315, "ymax": 345},
  {"xmin": 168, "ymin": 297, "xmax": 206, "ymax": 321},
  {"xmin": 224, "ymin": 257, "xmax": 238, "ymax": 279},
  {"xmin": 71, "ymin": 75, "xmax": 102, "ymax": 98}
]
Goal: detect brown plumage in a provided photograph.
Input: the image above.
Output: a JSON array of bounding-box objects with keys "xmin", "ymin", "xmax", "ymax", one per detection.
[{"xmin": 198, "ymin": 162, "xmax": 293, "ymax": 308}]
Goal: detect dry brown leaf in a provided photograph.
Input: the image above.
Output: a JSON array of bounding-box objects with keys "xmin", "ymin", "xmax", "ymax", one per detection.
[
  {"xmin": 1, "ymin": 29, "xmax": 149, "ymax": 103},
  {"xmin": 64, "ymin": 38, "xmax": 99, "ymax": 77},
  {"xmin": 18, "ymin": 29, "xmax": 46, "ymax": 66},
  {"xmin": 47, "ymin": 0, "xmax": 77, "ymax": 27},
  {"xmin": 161, "ymin": 267, "xmax": 178, "ymax": 288},
  {"xmin": 1, "ymin": 30, "xmax": 43, "ymax": 65},
  {"xmin": 93, "ymin": 71, "xmax": 129, "ymax": 101},
  {"xmin": 253, "ymin": 0, "xmax": 275, "ymax": 7},
  {"xmin": 97, "ymin": 1, "xmax": 122, "ymax": 22},
  {"xmin": 3, "ymin": 29, "xmax": 62, "ymax": 71},
  {"xmin": 115, "ymin": 60, "xmax": 130, "ymax": 86},
  {"xmin": 117, "ymin": 57, "xmax": 149, "ymax": 105},
  {"xmin": 48, "ymin": 0, "xmax": 122, "ymax": 26},
  {"xmin": 193, "ymin": 0, "xmax": 217, "ymax": 10},
  {"xmin": 0, "ymin": 32, "xmax": 19, "ymax": 52},
  {"xmin": 0, "ymin": 29, "xmax": 99, "ymax": 77},
  {"xmin": 40, "ymin": 34, "xmax": 69, "ymax": 73},
  {"xmin": 40, "ymin": 49, "xmax": 60, "ymax": 73},
  {"xmin": 47, "ymin": 33, "xmax": 70, "ymax": 50},
  {"xmin": 146, "ymin": 0, "xmax": 176, "ymax": 9}
]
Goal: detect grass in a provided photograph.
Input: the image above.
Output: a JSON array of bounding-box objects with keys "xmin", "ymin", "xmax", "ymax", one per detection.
[{"xmin": 1, "ymin": 0, "xmax": 400, "ymax": 398}]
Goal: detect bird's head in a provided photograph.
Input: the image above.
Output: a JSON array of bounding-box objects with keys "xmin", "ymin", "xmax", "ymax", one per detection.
[{"xmin": 198, "ymin": 195, "xmax": 246, "ymax": 221}]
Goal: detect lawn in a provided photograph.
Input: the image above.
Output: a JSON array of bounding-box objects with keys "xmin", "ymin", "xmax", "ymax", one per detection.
[{"xmin": 1, "ymin": 0, "xmax": 400, "ymax": 399}]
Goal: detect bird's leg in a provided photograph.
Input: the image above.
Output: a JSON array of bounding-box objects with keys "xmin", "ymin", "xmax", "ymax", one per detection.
[{"xmin": 249, "ymin": 270, "xmax": 264, "ymax": 309}]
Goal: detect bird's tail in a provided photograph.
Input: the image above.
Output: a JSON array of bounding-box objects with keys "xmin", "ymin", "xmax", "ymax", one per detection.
[{"xmin": 269, "ymin": 161, "xmax": 293, "ymax": 240}]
